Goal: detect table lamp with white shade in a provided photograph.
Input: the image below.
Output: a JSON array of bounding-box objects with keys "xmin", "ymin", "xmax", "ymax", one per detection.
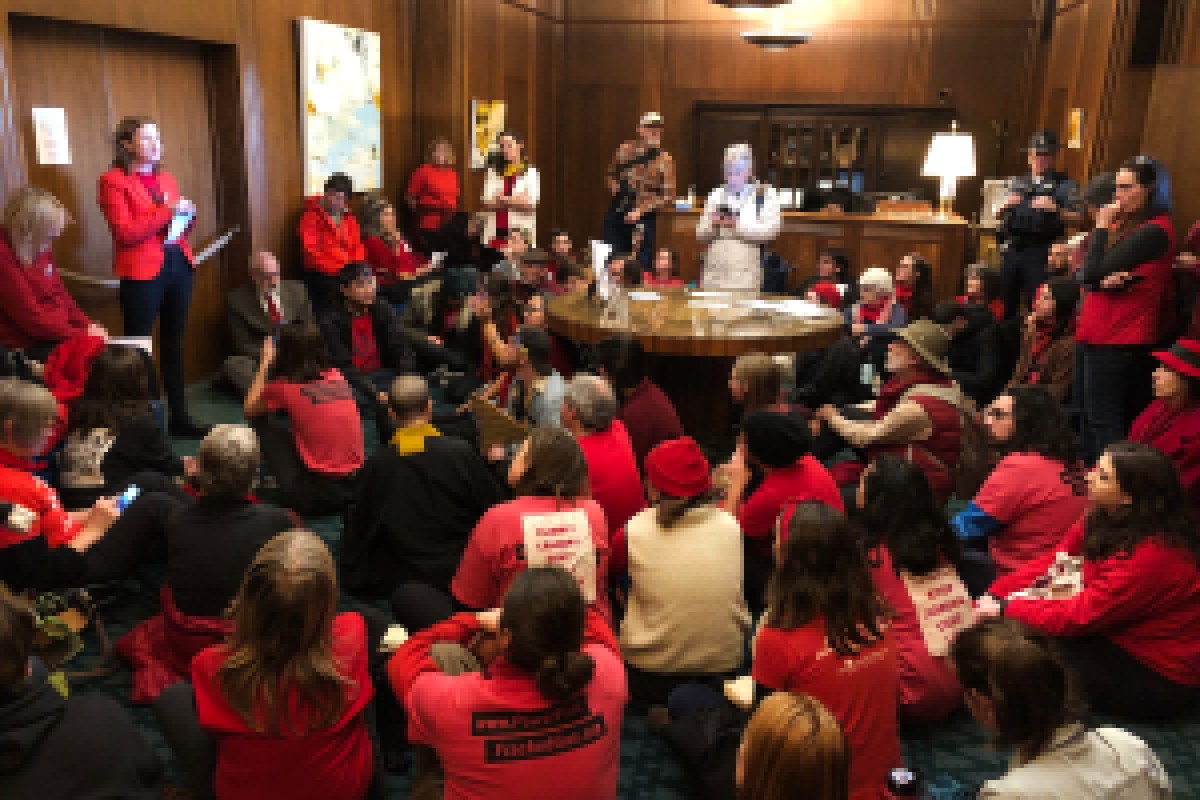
[{"xmin": 922, "ymin": 121, "xmax": 976, "ymax": 218}]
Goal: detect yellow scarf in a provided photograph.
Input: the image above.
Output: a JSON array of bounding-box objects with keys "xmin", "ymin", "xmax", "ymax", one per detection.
[
  {"xmin": 503, "ymin": 160, "xmax": 527, "ymax": 179},
  {"xmin": 390, "ymin": 422, "xmax": 440, "ymax": 456}
]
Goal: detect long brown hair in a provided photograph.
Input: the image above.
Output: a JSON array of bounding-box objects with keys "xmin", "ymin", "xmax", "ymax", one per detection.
[
  {"xmin": 217, "ymin": 530, "xmax": 354, "ymax": 735},
  {"xmin": 739, "ymin": 692, "xmax": 849, "ymax": 800},
  {"xmin": 66, "ymin": 345, "xmax": 153, "ymax": 435},
  {"xmin": 950, "ymin": 618, "xmax": 1083, "ymax": 763},
  {"xmin": 112, "ymin": 116, "xmax": 157, "ymax": 173},
  {"xmin": 269, "ymin": 321, "xmax": 331, "ymax": 385},
  {"xmin": 1084, "ymin": 441, "xmax": 1199, "ymax": 562},
  {"xmin": 1107, "ymin": 155, "xmax": 1170, "ymax": 249},
  {"xmin": 511, "ymin": 427, "xmax": 590, "ymax": 500},
  {"xmin": 767, "ymin": 502, "xmax": 887, "ymax": 656},
  {"xmin": 732, "ymin": 353, "xmax": 782, "ymax": 417}
]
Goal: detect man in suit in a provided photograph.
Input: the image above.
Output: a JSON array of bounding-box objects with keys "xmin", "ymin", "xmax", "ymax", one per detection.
[{"xmin": 222, "ymin": 251, "xmax": 314, "ymax": 395}]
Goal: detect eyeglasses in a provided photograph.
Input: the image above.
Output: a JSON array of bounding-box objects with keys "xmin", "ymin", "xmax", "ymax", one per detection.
[
  {"xmin": 983, "ymin": 407, "xmax": 1012, "ymax": 419},
  {"xmin": 1114, "ymin": 182, "xmax": 1139, "ymax": 190}
]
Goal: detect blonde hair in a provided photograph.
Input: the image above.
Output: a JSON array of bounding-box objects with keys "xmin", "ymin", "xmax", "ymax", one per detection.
[
  {"xmin": 0, "ymin": 378, "xmax": 58, "ymax": 449},
  {"xmin": 732, "ymin": 353, "xmax": 783, "ymax": 416},
  {"xmin": 218, "ymin": 529, "xmax": 351, "ymax": 735},
  {"xmin": 740, "ymin": 692, "xmax": 849, "ymax": 800},
  {"xmin": 1, "ymin": 188, "xmax": 70, "ymax": 266},
  {"xmin": 195, "ymin": 424, "xmax": 260, "ymax": 499}
]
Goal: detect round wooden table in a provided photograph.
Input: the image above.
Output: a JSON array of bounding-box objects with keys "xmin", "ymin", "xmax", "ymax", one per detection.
[{"xmin": 547, "ymin": 288, "xmax": 844, "ymax": 434}]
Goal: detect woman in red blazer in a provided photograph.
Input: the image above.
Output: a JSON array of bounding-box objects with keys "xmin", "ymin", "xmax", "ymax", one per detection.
[{"xmin": 97, "ymin": 116, "xmax": 207, "ymax": 437}]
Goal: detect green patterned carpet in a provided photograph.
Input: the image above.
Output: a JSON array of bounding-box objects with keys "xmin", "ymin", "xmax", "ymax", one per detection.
[{"xmin": 61, "ymin": 382, "xmax": 1200, "ymax": 798}]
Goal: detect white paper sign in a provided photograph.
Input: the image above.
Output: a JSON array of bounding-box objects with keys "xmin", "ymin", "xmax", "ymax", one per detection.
[
  {"xmin": 521, "ymin": 510, "xmax": 597, "ymax": 604},
  {"xmin": 590, "ymin": 240, "xmax": 613, "ymax": 300},
  {"xmin": 32, "ymin": 108, "xmax": 71, "ymax": 165}
]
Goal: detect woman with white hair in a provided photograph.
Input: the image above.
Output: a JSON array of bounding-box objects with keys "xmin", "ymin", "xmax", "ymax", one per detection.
[
  {"xmin": 0, "ymin": 187, "xmax": 106, "ymax": 357},
  {"xmin": 847, "ymin": 267, "xmax": 907, "ymax": 374},
  {"xmin": 104, "ymin": 424, "xmax": 298, "ymax": 703},
  {"xmin": 697, "ymin": 144, "xmax": 782, "ymax": 291}
]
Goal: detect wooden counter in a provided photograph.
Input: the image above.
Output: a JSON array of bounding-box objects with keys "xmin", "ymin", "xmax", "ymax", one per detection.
[{"xmin": 657, "ymin": 209, "xmax": 970, "ymax": 302}]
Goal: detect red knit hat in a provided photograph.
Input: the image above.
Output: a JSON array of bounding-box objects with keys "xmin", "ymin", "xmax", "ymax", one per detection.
[
  {"xmin": 645, "ymin": 437, "xmax": 712, "ymax": 498},
  {"xmin": 810, "ymin": 281, "xmax": 843, "ymax": 309}
]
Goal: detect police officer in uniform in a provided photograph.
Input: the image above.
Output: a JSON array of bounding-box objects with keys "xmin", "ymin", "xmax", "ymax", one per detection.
[{"xmin": 998, "ymin": 130, "xmax": 1083, "ymax": 319}]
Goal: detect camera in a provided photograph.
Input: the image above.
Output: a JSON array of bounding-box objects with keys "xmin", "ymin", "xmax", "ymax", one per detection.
[
  {"xmin": 717, "ymin": 204, "xmax": 734, "ymax": 216},
  {"xmin": 614, "ymin": 178, "xmax": 638, "ymax": 215}
]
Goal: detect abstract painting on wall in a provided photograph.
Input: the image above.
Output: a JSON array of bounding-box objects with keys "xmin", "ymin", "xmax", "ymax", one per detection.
[{"xmin": 298, "ymin": 18, "xmax": 382, "ymax": 195}]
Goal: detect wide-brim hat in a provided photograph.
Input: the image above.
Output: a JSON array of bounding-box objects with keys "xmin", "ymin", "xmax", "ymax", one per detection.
[
  {"xmin": 1024, "ymin": 129, "xmax": 1061, "ymax": 154},
  {"xmin": 895, "ymin": 319, "xmax": 953, "ymax": 376},
  {"xmin": 1153, "ymin": 339, "xmax": 1200, "ymax": 380}
]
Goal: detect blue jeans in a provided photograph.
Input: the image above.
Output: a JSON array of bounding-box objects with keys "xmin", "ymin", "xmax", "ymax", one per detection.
[
  {"xmin": 1076, "ymin": 343, "xmax": 1154, "ymax": 463},
  {"xmin": 119, "ymin": 247, "xmax": 193, "ymax": 419}
]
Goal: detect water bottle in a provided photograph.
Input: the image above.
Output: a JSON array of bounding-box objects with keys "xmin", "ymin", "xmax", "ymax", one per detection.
[{"xmin": 860, "ymin": 361, "xmax": 875, "ymax": 387}]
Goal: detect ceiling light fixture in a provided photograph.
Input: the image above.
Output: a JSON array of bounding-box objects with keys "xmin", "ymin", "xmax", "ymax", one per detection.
[
  {"xmin": 713, "ymin": 1, "xmax": 792, "ymax": 9},
  {"xmin": 740, "ymin": 30, "xmax": 812, "ymax": 49}
]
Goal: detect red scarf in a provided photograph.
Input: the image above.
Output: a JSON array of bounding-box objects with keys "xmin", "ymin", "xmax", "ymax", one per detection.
[
  {"xmin": 874, "ymin": 367, "xmax": 953, "ymax": 419},
  {"xmin": 893, "ymin": 283, "xmax": 914, "ymax": 313},
  {"xmin": 1029, "ymin": 319, "xmax": 1056, "ymax": 364},
  {"xmin": 854, "ymin": 296, "xmax": 894, "ymax": 326}
]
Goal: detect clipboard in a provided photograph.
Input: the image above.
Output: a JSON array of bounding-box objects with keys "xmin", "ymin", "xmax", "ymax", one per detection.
[{"xmin": 468, "ymin": 396, "xmax": 529, "ymax": 451}]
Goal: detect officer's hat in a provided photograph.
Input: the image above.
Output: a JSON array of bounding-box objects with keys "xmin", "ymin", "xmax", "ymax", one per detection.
[{"xmin": 1024, "ymin": 130, "xmax": 1062, "ymax": 155}]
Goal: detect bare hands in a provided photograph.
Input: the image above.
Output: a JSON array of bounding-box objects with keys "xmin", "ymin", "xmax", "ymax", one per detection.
[
  {"xmin": 1002, "ymin": 193, "xmax": 1022, "ymax": 209},
  {"xmin": 487, "ymin": 444, "xmax": 507, "ymax": 462},
  {"xmin": 975, "ymin": 594, "xmax": 1003, "ymax": 618},
  {"xmin": 625, "ymin": 208, "xmax": 643, "ymax": 224},
  {"xmin": 260, "ymin": 335, "xmax": 277, "ymax": 364},
  {"xmin": 1031, "ymin": 195, "xmax": 1057, "ymax": 211},
  {"xmin": 182, "ymin": 456, "xmax": 198, "ymax": 477},
  {"xmin": 1100, "ymin": 272, "xmax": 1132, "ymax": 290},
  {"xmin": 86, "ymin": 323, "xmax": 109, "ymax": 341},
  {"xmin": 476, "ymin": 608, "xmax": 502, "ymax": 631},
  {"xmin": 850, "ymin": 323, "xmax": 867, "ymax": 337},
  {"xmin": 175, "ymin": 197, "xmax": 197, "ymax": 216},
  {"xmin": 1095, "ymin": 203, "xmax": 1121, "ymax": 230}
]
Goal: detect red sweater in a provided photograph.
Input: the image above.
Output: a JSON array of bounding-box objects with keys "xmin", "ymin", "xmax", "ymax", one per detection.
[
  {"xmin": 1076, "ymin": 215, "xmax": 1176, "ymax": 346},
  {"xmin": 406, "ymin": 163, "xmax": 460, "ymax": 231},
  {"xmin": 990, "ymin": 520, "xmax": 1200, "ymax": 687},
  {"xmin": 618, "ymin": 378, "xmax": 684, "ymax": 467},
  {"xmin": 1129, "ymin": 399, "xmax": 1200, "ymax": 517},
  {"xmin": 297, "ymin": 197, "xmax": 366, "ymax": 276},
  {"xmin": 364, "ymin": 234, "xmax": 425, "ymax": 281},
  {"xmin": 191, "ymin": 612, "xmax": 374, "ymax": 800},
  {"xmin": 0, "ymin": 230, "xmax": 91, "ymax": 349},
  {"xmin": 577, "ymin": 420, "xmax": 647, "ymax": 533},
  {"xmin": 0, "ymin": 448, "xmax": 79, "ymax": 548}
]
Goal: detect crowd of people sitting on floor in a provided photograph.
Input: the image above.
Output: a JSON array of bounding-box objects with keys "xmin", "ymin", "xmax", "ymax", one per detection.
[{"xmin": 0, "ymin": 143, "xmax": 1197, "ymax": 800}]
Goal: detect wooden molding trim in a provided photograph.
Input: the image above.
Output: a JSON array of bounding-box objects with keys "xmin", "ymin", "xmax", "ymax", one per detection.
[{"xmin": 498, "ymin": 0, "xmax": 563, "ymax": 24}]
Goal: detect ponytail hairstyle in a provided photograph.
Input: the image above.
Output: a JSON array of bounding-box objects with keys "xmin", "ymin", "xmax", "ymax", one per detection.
[{"xmin": 500, "ymin": 566, "xmax": 594, "ymax": 705}]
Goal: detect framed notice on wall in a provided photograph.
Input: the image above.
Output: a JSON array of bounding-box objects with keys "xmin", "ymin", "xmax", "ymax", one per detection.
[
  {"xmin": 470, "ymin": 99, "xmax": 506, "ymax": 171},
  {"xmin": 298, "ymin": 18, "xmax": 382, "ymax": 195},
  {"xmin": 1067, "ymin": 108, "xmax": 1084, "ymax": 150}
]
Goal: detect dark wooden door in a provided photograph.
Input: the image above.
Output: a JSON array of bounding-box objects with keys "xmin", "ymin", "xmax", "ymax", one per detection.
[{"xmin": 8, "ymin": 15, "xmax": 228, "ymax": 379}]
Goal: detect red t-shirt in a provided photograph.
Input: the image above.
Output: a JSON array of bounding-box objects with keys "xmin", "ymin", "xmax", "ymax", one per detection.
[
  {"xmin": 991, "ymin": 521, "xmax": 1200, "ymax": 687},
  {"xmin": 259, "ymin": 369, "xmax": 364, "ymax": 476},
  {"xmin": 738, "ymin": 455, "xmax": 844, "ymax": 558},
  {"xmin": 576, "ymin": 421, "xmax": 646, "ymax": 535},
  {"xmin": 452, "ymin": 495, "xmax": 611, "ymax": 621},
  {"xmin": 0, "ymin": 449, "xmax": 79, "ymax": 548},
  {"xmin": 406, "ymin": 643, "xmax": 626, "ymax": 800},
  {"xmin": 752, "ymin": 619, "xmax": 901, "ymax": 800},
  {"xmin": 869, "ymin": 548, "xmax": 968, "ymax": 723},
  {"xmin": 191, "ymin": 612, "xmax": 374, "ymax": 800},
  {"xmin": 406, "ymin": 163, "xmax": 461, "ymax": 231},
  {"xmin": 972, "ymin": 452, "xmax": 1087, "ymax": 577},
  {"xmin": 349, "ymin": 314, "xmax": 382, "ymax": 372}
]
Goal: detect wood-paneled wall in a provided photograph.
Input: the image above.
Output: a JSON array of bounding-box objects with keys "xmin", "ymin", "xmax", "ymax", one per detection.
[
  {"xmin": 412, "ymin": 0, "xmax": 563, "ymax": 242},
  {"xmin": 558, "ymin": 0, "xmax": 1046, "ymax": 242}
]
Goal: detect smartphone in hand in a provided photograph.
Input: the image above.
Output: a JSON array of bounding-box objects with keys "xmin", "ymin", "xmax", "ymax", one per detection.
[{"xmin": 115, "ymin": 485, "xmax": 141, "ymax": 513}]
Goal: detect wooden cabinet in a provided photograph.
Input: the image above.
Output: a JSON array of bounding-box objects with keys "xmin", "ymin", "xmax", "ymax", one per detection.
[
  {"xmin": 658, "ymin": 209, "xmax": 969, "ymax": 303},
  {"xmin": 693, "ymin": 104, "xmax": 957, "ymax": 212}
]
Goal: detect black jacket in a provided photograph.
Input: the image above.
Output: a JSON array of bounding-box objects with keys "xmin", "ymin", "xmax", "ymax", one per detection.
[
  {"xmin": 342, "ymin": 433, "xmax": 507, "ymax": 596},
  {"xmin": 948, "ymin": 304, "xmax": 1006, "ymax": 407},
  {"xmin": 319, "ymin": 299, "xmax": 418, "ymax": 398},
  {"xmin": 0, "ymin": 662, "xmax": 162, "ymax": 799}
]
